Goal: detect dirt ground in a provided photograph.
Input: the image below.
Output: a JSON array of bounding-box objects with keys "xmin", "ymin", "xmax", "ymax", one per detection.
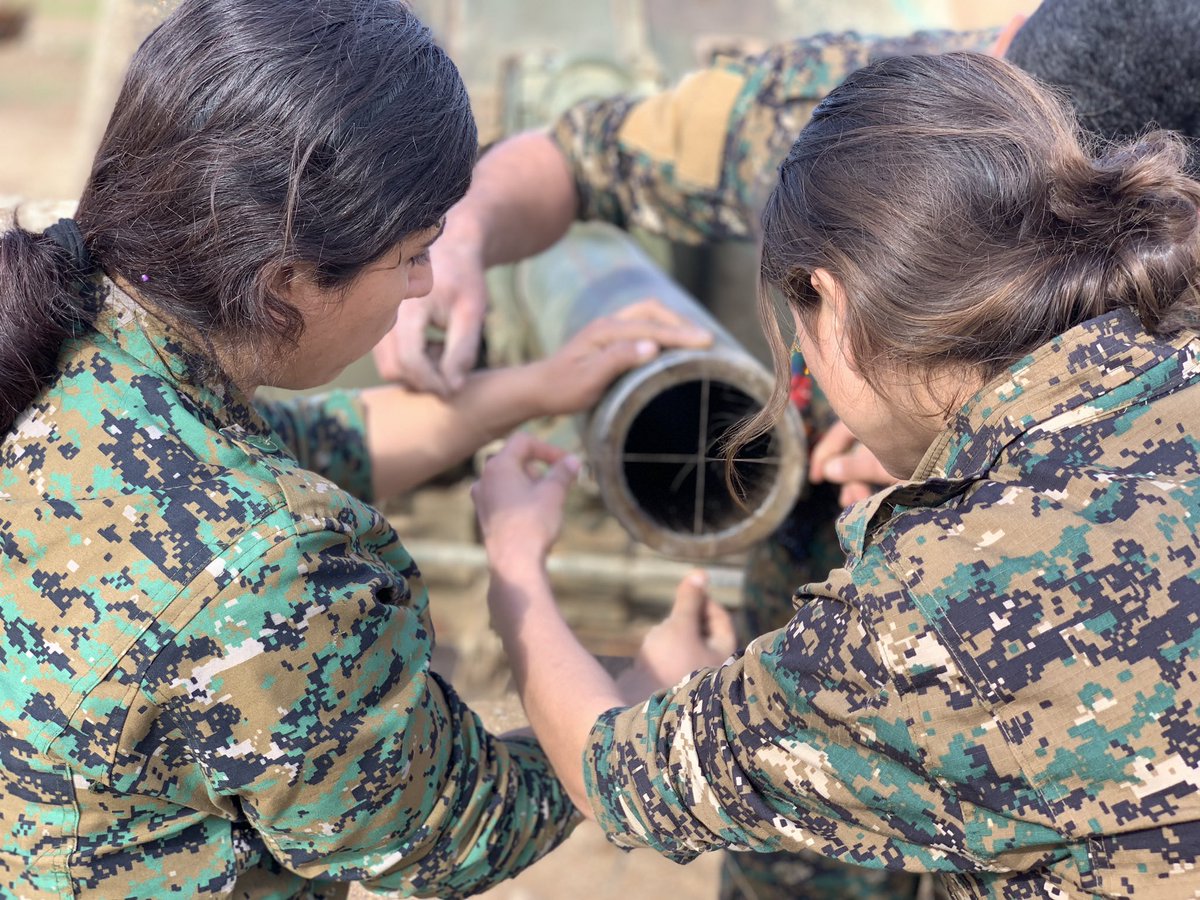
[{"xmin": 0, "ymin": 2, "xmax": 94, "ymax": 199}]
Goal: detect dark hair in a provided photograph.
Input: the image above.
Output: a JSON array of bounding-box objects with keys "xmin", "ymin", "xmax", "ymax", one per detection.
[
  {"xmin": 0, "ymin": 0, "xmax": 476, "ymax": 433},
  {"xmin": 1006, "ymin": 0, "xmax": 1200, "ymax": 143},
  {"xmin": 733, "ymin": 53, "xmax": 1200, "ymax": 462}
]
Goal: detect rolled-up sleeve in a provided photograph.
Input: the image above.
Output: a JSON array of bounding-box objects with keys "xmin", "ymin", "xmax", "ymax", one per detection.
[
  {"xmin": 255, "ymin": 391, "xmax": 374, "ymax": 502},
  {"xmin": 584, "ymin": 558, "xmax": 1063, "ymax": 874},
  {"xmin": 144, "ymin": 518, "xmax": 576, "ymax": 898},
  {"xmin": 548, "ymin": 61, "xmax": 763, "ymax": 244}
]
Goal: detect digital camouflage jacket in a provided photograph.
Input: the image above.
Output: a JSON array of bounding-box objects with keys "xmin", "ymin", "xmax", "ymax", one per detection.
[
  {"xmin": 585, "ymin": 309, "xmax": 1200, "ymax": 898},
  {"xmin": 0, "ymin": 280, "xmax": 576, "ymax": 899}
]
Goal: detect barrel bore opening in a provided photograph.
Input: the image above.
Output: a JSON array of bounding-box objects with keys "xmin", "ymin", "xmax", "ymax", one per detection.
[{"xmin": 620, "ymin": 379, "xmax": 779, "ymax": 535}]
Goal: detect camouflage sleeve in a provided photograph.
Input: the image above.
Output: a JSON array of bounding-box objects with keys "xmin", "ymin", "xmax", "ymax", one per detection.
[
  {"xmin": 142, "ymin": 515, "xmax": 577, "ymax": 897},
  {"xmin": 548, "ymin": 29, "xmax": 998, "ymax": 245},
  {"xmin": 255, "ymin": 390, "xmax": 374, "ymax": 502},
  {"xmin": 584, "ymin": 554, "xmax": 1063, "ymax": 873},
  {"xmin": 548, "ymin": 60, "xmax": 783, "ymax": 244}
]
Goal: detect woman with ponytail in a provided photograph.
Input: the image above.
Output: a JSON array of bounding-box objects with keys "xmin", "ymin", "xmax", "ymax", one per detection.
[
  {"xmin": 475, "ymin": 53, "xmax": 1200, "ymax": 897},
  {"xmin": 0, "ymin": 1, "xmax": 708, "ymax": 897}
]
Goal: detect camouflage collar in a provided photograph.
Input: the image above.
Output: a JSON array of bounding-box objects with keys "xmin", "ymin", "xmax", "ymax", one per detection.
[
  {"xmin": 918, "ymin": 308, "xmax": 1200, "ymax": 482},
  {"xmin": 90, "ymin": 278, "xmax": 271, "ymax": 439},
  {"xmin": 838, "ymin": 309, "xmax": 1200, "ymax": 559}
]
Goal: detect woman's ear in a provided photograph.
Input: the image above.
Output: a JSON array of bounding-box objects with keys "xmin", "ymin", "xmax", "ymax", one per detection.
[
  {"xmin": 267, "ymin": 260, "xmax": 297, "ymax": 303},
  {"xmin": 810, "ymin": 267, "xmax": 850, "ymax": 328},
  {"xmin": 810, "ymin": 268, "xmax": 841, "ymax": 306},
  {"xmin": 809, "ymin": 267, "xmax": 857, "ymax": 372},
  {"xmin": 268, "ymin": 262, "xmax": 326, "ymax": 313}
]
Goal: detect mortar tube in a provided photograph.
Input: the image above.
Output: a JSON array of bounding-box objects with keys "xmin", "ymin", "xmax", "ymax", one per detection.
[{"xmin": 515, "ymin": 222, "xmax": 806, "ymax": 560}]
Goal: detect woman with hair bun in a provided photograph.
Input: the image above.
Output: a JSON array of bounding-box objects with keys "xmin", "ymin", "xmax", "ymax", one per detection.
[
  {"xmin": 0, "ymin": 1, "xmax": 709, "ymax": 896},
  {"xmin": 476, "ymin": 53, "xmax": 1200, "ymax": 897}
]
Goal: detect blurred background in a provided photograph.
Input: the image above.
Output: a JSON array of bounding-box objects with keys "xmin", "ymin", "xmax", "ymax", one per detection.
[
  {"xmin": 1, "ymin": 2, "xmax": 1033, "ymax": 898},
  {"xmin": 3, "ymin": 0, "xmax": 1033, "ymax": 199}
]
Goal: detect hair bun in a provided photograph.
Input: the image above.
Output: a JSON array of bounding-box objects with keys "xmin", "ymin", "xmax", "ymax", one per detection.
[
  {"xmin": 1043, "ymin": 131, "xmax": 1200, "ymax": 335},
  {"xmin": 1087, "ymin": 133, "xmax": 1200, "ymax": 334}
]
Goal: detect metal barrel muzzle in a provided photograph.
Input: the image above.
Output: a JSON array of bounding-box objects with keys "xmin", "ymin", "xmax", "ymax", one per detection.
[{"xmin": 515, "ymin": 223, "xmax": 806, "ymax": 560}]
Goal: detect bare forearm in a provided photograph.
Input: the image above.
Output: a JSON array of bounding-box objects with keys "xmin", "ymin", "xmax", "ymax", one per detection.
[
  {"xmin": 362, "ymin": 367, "xmax": 546, "ymax": 500},
  {"xmin": 487, "ymin": 563, "xmax": 624, "ymax": 816},
  {"xmin": 457, "ymin": 130, "xmax": 579, "ymax": 267}
]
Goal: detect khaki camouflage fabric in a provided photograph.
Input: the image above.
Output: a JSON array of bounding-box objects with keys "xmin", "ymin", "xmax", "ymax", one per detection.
[
  {"xmin": 584, "ymin": 309, "xmax": 1200, "ymax": 898},
  {"xmin": 0, "ymin": 278, "xmax": 577, "ymax": 898}
]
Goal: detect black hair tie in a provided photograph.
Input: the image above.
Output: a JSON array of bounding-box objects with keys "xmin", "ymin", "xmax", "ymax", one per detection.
[
  {"xmin": 44, "ymin": 217, "xmax": 103, "ymax": 330},
  {"xmin": 44, "ymin": 218, "xmax": 95, "ymax": 276}
]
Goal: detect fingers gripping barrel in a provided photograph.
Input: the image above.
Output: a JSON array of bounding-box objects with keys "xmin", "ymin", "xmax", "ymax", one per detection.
[{"xmin": 517, "ymin": 223, "xmax": 807, "ymax": 560}]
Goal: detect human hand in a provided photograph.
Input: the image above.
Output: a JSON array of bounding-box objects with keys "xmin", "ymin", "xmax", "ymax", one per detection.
[
  {"xmin": 626, "ymin": 571, "xmax": 737, "ymax": 694},
  {"xmin": 533, "ymin": 299, "xmax": 712, "ymax": 416},
  {"xmin": 373, "ymin": 224, "xmax": 488, "ymax": 395},
  {"xmin": 808, "ymin": 420, "xmax": 899, "ymax": 506},
  {"xmin": 473, "ymin": 433, "xmax": 580, "ymax": 571}
]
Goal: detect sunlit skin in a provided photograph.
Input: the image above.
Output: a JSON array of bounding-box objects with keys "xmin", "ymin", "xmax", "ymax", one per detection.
[
  {"xmin": 797, "ymin": 269, "xmax": 958, "ymax": 480},
  {"xmin": 266, "ymin": 222, "xmax": 445, "ymax": 392}
]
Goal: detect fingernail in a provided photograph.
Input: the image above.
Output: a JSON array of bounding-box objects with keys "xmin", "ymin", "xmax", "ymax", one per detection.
[
  {"xmin": 564, "ymin": 454, "xmax": 582, "ymax": 474},
  {"xmin": 686, "ymin": 571, "xmax": 708, "ymax": 587},
  {"xmin": 635, "ymin": 339, "xmax": 657, "ymax": 360},
  {"xmin": 824, "ymin": 459, "xmax": 845, "ymax": 480}
]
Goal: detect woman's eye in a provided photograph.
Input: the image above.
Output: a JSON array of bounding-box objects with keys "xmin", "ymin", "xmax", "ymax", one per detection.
[{"xmin": 408, "ymin": 250, "xmax": 431, "ymax": 267}]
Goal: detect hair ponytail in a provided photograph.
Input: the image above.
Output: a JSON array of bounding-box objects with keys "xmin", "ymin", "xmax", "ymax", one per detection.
[{"xmin": 0, "ymin": 219, "xmax": 100, "ymax": 433}]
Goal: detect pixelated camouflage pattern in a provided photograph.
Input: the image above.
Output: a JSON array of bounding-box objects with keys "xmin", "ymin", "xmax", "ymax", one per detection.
[
  {"xmin": 585, "ymin": 309, "xmax": 1200, "ymax": 898},
  {"xmin": 0, "ymin": 279, "xmax": 576, "ymax": 898}
]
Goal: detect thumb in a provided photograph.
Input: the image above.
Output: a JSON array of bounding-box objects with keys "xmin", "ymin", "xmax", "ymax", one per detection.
[
  {"xmin": 440, "ymin": 301, "xmax": 486, "ymax": 392},
  {"xmin": 703, "ymin": 597, "xmax": 737, "ymax": 658},
  {"xmin": 380, "ymin": 300, "xmax": 451, "ymax": 394},
  {"xmin": 822, "ymin": 456, "xmax": 847, "ymax": 482},
  {"xmin": 541, "ymin": 453, "xmax": 582, "ymax": 492},
  {"xmin": 671, "ymin": 570, "xmax": 709, "ymax": 622}
]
